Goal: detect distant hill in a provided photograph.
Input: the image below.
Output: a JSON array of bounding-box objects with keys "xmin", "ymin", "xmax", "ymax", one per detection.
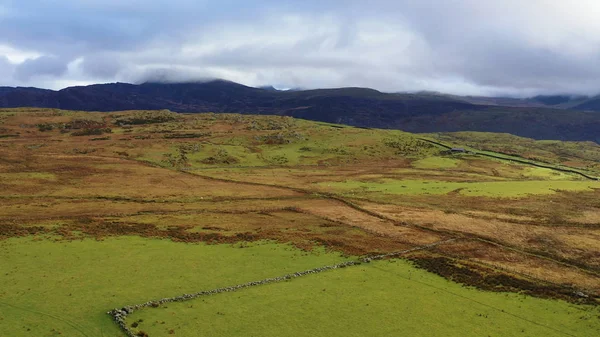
[
  {"xmin": 447, "ymin": 95, "xmax": 546, "ymax": 108},
  {"xmin": 570, "ymin": 96, "xmax": 600, "ymax": 111},
  {"xmin": 0, "ymin": 80, "xmax": 599, "ymax": 142},
  {"xmin": 257, "ymin": 85, "xmax": 280, "ymax": 91},
  {"xmin": 531, "ymin": 95, "xmax": 576, "ymax": 106}
]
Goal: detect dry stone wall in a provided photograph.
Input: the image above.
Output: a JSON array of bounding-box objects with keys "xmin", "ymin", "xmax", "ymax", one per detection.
[{"xmin": 108, "ymin": 239, "xmax": 456, "ymax": 337}]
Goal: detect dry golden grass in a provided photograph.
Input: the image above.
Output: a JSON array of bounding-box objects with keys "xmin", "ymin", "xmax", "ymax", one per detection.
[
  {"xmin": 436, "ymin": 240, "xmax": 600, "ymax": 294},
  {"xmin": 0, "ymin": 154, "xmax": 301, "ymax": 200},
  {"xmin": 296, "ymin": 198, "xmax": 443, "ymax": 245},
  {"xmin": 359, "ymin": 201, "xmax": 600, "ymax": 269},
  {"xmin": 571, "ymin": 210, "xmax": 600, "ymax": 225},
  {"xmin": 463, "ymin": 210, "xmax": 537, "ymax": 222}
]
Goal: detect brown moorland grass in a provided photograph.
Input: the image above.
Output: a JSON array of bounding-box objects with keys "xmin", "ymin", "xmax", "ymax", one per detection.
[
  {"xmin": 431, "ymin": 239, "xmax": 600, "ymax": 295},
  {"xmin": 571, "ymin": 210, "xmax": 600, "ymax": 225},
  {"xmin": 295, "ymin": 198, "xmax": 444, "ymax": 245},
  {"xmin": 358, "ymin": 201, "xmax": 600, "ymax": 270},
  {"xmin": 0, "ymin": 155, "xmax": 301, "ymax": 200}
]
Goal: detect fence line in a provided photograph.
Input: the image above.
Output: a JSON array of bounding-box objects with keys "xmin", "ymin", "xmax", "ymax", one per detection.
[{"xmin": 417, "ymin": 138, "xmax": 599, "ymax": 181}]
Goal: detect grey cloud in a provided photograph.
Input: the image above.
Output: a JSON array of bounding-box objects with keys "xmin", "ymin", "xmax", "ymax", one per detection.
[
  {"xmin": 419, "ymin": 38, "xmax": 599, "ymax": 88},
  {"xmin": 199, "ymin": 44, "xmax": 361, "ymax": 70},
  {"xmin": 0, "ymin": 56, "xmax": 14, "ymax": 79},
  {"xmin": 133, "ymin": 67, "xmax": 216, "ymax": 84},
  {"xmin": 1, "ymin": 0, "xmax": 600, "ymax": 96},
  {"xmin": 80, "ymin": 55, "xmax": 123, "ymax": 79},
  {"xmin": 14, "ymin": 56, "xmax": 69, "ymax": 81}
]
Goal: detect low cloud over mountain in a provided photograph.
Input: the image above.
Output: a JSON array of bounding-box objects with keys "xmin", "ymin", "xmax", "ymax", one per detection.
[{"xmin": 1, "ymin": 1, "xmax": 600, "ymax": 96}]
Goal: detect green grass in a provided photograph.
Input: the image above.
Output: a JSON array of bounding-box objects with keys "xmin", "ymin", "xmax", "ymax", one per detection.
[
  {"xmin": 0, "ymin": 237, "xmax": 350, "ymax": 337},
  {"xmin": 321, "ymin": 179, "xmax": 599, "ymax": 197},
  {"xmin": 522, "ymin": 167, "xmax": 575, "ymax": 180},
  {"xmin": 187, "ymin": 144, "xmax": 264, "ymax": 166},
  {"xmin": 412, "ymin": 156, "xmax": 460, "ymax": 169},
  {"xmin": 429, "ymin": 131, "xmax": 600, "ymax": 172},
  {"xmin": 125, "ymin": 259, "xmax": 600, "ymax": 337},
  {"xmin": 136, "ymin": 119, "xmax": 439, "ymax": 169}
]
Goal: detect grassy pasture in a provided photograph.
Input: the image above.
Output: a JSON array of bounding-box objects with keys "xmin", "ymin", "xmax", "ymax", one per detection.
[
  {"xmin": 431, "ymin": 131, "xmax": 600, "ymax": 172},
  {"xmin": 125, "ymin": 259, "xmax": 600, "ymax": 337},
  {"xmin": 0, "ymin": 237, "xmax": 350, "ymax": 337}
]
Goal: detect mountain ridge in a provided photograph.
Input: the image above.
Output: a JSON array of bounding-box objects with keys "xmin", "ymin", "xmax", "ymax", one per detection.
[{"xmin": 1, "ymin": 80, "xmax": 599, "ymax": 142}]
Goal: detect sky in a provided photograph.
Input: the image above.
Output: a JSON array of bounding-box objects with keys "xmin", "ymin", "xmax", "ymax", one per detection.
[{"xmin": 1, "ymin": 0, "xmax": 600, "ymax": 96}]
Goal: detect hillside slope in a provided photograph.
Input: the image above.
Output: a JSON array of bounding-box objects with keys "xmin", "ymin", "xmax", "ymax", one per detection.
[{"xmin": 2, "ymin": 109, "xmax": 600, "ymax": 336}]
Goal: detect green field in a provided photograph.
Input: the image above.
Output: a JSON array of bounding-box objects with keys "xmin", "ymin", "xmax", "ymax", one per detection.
[
  {"xmin": 428, "ymin": 132, "xmax": 600, "ymax": 173},
  {"xmin": 322, "ymin": 179, "xmax": 599, "ymax": 197},
  {"xmin": 0, "ymin": 237, "xmax": 350, "ymax": 337},
  {"xmin": 5, "ymin": 237, "xmax": 598, "ymax": 337},
  {"xmin": 125, "ymin": 259, "xmax": 600, "ymax": 337}
]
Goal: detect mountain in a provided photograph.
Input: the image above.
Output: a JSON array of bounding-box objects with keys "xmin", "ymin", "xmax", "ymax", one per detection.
[
  {"xmin": 257, "ymin": 85, "xmax": 280, "ymax": 91},
  {"xmin": 531, "ymin": 95, "xmax": 578, "ymax": 106},
  {"xmin": 441, "ymin": 95, "xmax": 546, "ymax": 108},
  {"xmin": 570, "ymin": 96, "xmax": 600, "ymax": 111},
  {"xmin": 0, "ymin": 80, "xmax": 599, "ymax": 142}
]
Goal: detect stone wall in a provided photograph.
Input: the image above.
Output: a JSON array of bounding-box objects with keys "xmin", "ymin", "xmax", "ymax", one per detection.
[{"xmin": 108, "ymin": 239, "xmax": 456, "ymax": 337}]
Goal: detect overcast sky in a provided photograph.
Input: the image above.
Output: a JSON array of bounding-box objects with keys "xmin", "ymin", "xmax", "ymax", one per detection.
[{"xmin": 1, "ymin": 0, "xmax": 600, "ymax": 96}]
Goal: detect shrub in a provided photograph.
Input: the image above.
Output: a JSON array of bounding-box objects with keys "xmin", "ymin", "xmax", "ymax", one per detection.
[
  {"xmin": 255, "ymin": 131, "xmax": 305, "ymax": 145},
  {"xmin": 37, "ymin": 123, "xmax": 55, "ymax": 132},
  {"xmin": 71, "ymin": 128, "xmax": 112, "ymax": 136},
  {"xmin": 246, "ymin": 117, "xmax": 296, "ymax": 130},
  {"xmin": 114, "ymin": 110, "xmax": 179, "ymax": 126},
  {"xmin": 162, "ymin": 146, "xmax": 192, "ymax": 167},
  {"xmin": 178, "ymin": 143, "xmax": 202, "ymax": 153},
  {"xmin": 324, "ymin": 147, "xmax": 351, "ymax": 155},
  {"xmin": 201, "ymin": 149, "xmax": 239, "ymax": 165},
  {"xmin": 72, "ymin": 148, "xmax": 97, "ymax": 154},
  {"xmin": 164, "ymin": 132, "xmax": 211, "ymax": 139},
  {"xmin": 269, "ymin": 155, "xmax": 289, "ymax": 165},
  {"xmin": 66, "ymin": 119, "xmax": 107, "ymax": 129},
  {"xmin": 384, "ymin": 137, "xmax": 434, "ymax": 155}
]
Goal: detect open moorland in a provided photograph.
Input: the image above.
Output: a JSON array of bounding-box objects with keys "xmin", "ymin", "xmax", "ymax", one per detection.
[{"xmin": 1, "ymin": 108, "xmax": 599, "ymax": 336}]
